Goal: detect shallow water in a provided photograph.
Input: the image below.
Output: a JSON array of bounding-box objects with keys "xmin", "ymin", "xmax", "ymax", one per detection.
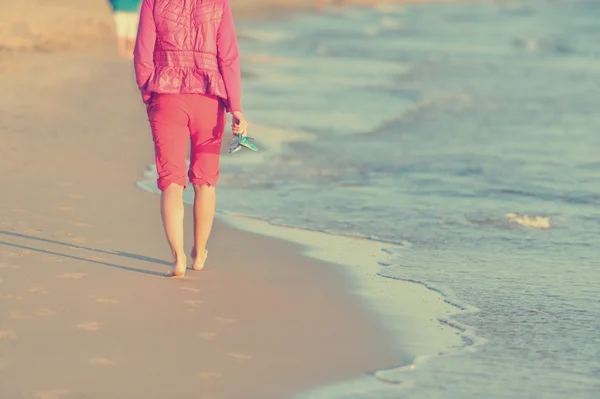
[{"xmin": 139, "ymin": 0, "xmax": 600, "ymax": 397}]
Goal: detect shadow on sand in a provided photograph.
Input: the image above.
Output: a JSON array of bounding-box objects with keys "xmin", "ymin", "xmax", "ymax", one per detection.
[{"xmin": 0, "ymin": 230, "xmax": 168, "ymax": 276}]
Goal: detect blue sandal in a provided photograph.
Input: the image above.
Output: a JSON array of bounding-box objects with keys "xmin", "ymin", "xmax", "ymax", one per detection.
[{"xmin": 228, "ymin": 134, "xmax": 258, "ymax": 153}]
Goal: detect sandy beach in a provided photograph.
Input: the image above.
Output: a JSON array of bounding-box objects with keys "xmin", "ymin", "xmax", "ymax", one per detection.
[{"xmin": 0, "ymin": 1, "xmax": 471, "ymax": 398}]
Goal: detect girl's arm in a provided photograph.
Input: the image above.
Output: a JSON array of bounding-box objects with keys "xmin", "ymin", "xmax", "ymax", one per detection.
[
  {"xmin": 217, "ymin": 0, "xmax": 242, "ymax": 113},
  {"xmin": 133, "ymin": 0, "xmax": 156, "ymax": 105}
]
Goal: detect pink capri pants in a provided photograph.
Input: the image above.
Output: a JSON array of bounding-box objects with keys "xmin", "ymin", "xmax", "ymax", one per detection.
[{"xmin": 147, "ymin": 93, "xmax": 226, "ymax": 191}]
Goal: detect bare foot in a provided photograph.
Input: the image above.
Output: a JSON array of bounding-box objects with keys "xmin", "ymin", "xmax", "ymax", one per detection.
[
  {"xmin": 190, "ymin": 248, "xmax": 208, "ymax": 271},
  {"xmin": 165, "ymin": 255, "xmax": 186, "ymax": 278}
]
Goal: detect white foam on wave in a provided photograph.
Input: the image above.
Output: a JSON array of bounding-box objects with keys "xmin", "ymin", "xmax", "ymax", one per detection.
[{"xmin": 505, "ymin": 213, "xmax": 552, "ymax": 230}]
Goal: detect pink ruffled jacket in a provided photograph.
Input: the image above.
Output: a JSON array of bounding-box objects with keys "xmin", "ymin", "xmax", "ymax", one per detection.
[{"xmin": 133, "ymin": 0, "xmax": 242, "ymax": 113}]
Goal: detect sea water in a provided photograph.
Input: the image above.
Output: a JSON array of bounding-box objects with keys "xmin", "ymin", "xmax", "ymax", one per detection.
[{"xmin": 138, "ymin": 0, "xmax": 600, "ymax": 397}]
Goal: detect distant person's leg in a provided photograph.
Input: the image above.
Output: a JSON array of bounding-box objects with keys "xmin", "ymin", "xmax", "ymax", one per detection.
[
  {"xmin": 126, "ymin": 12, "xmax": 139, "ymax": 59},
  {"xmin": 113, "ymin": 12, "xmax": 128, "ymax": 58},
  {"xmin": 188, "ymin": 94, "xmax": 226, "ymax": 271},
  {"xmin": 148, "ymin": 94, "xmax": 191, "ymax": 277}
]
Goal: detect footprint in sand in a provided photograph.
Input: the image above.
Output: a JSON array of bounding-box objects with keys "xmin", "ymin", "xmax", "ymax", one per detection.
[
  {"xmin": 199, "ymin": 372, "xmax": 223, "ymax": 382},
  {"xmin": 1, "ymin": 293, "xmax": 23, "ymax": 300},
  {"xmin": 10, "ymin": 311, "xmax": 31, "ymax": 320},
  {"xmin": 184, "ymin": 300, "xmax": 202, "ymax": 307},
  {"xmin": 0, "ymin": 263, "xmax": 19, "ymax": 269},
  {"xmin": 180, "ymin": 286, "xmax": 201, "ymax": 292},
  {"xmin": 88, "ymin": 357, "xmax": 115, "ymax": 366},
  {"xmin": 70, "ymin": 222, "xmax": 93, "ymax": 228},
  {"xmin": 91, "ymin": 297, "xmax": 119, "ymax": 304},
  {"xmin": 215, "ymin": 317, "xmax": 237, "ymax": 325},
  {"xmin": 57, "ymin": 206, "xmax": 74, "ymax": 212},
  {"xmin": 2, "ymin": 251, "xmax": 20, "ymax": 259},
  {"xmin": 58, "ymin": 273, "xmax": 86, "ymax": 279},
  {"xmin": 198, "ymin": 332, "xmax": 217, "ymax": 341},
  {"xmin": 0, "ymin": 331, "xmax": 18, "ymax": 340},
  {"xmin": 36, "ymin": 308, "xmax": 59, "ymax": 317},
  {"xmin": 23, "ymin": 229, "xmax": 41, "ymax": 235},
  {"xmin": 29, "ymin": 287, "xmax": 49, "ymax": 295},
  {"xmin": 76, "ymin": 322, "xmax": 102, "ymax": 332},
  {"xmin": 69, "ymin": 238, "xmax": 86, "ymax": 244},
  {"xmin": 12, "ymin": 208, "xmax": 27, "ymax": 213},
  {"xmin": 227, "ymin": 353, "xmax": 252, "ymax": 363},
  {"xmin": 48, "ymin": 257, "xmax": 63, "ymax": 263},
  {"xmin": 33, "ymin": 389, "xmax": 70, "ymax": 399}
]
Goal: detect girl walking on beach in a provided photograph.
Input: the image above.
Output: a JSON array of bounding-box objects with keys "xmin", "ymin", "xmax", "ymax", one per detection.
[{"xmin": 134, "ymin": 0, "xmax": 248, "ymax": 278}]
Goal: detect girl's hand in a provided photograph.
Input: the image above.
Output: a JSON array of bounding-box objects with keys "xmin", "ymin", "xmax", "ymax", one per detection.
[{"xmin": 232, "ymin": 111, "xmax": 248, "ymax": 136}]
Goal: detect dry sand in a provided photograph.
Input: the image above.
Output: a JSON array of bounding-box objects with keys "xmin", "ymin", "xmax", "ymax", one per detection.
[{"xmin": 0, "ymin": 1, "xmax": 406, "ymax": 398}]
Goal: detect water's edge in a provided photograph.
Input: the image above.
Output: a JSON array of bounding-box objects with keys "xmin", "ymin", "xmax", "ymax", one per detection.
[
  {"xmin": 137, "ymin": 164, "xmax": 481, "ymax": 398},
  {"xmin": 217, "ymin": 213, "xmax": 483, "ymax": 398}
]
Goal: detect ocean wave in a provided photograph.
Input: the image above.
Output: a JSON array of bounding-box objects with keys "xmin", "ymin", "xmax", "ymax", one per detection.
[{"xmin": 505, "ymin": 213, "xmax": 552, "ymax": 230}]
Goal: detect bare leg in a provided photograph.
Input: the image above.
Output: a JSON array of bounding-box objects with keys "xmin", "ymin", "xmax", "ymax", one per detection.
[
  {"xmin": 190, "ymin": 184, "xmax": 216, "ymax": 271},
  {"xmin": 126, "ymin": 39, "xmax": 135, "ymax": 59},
  {"xmin": 116, "ymin": 36, "xmax": 128, "ymax": 58},
  {"xmin": 161, "ymin": 184, "xmax": 187, "ymax": 277}
]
